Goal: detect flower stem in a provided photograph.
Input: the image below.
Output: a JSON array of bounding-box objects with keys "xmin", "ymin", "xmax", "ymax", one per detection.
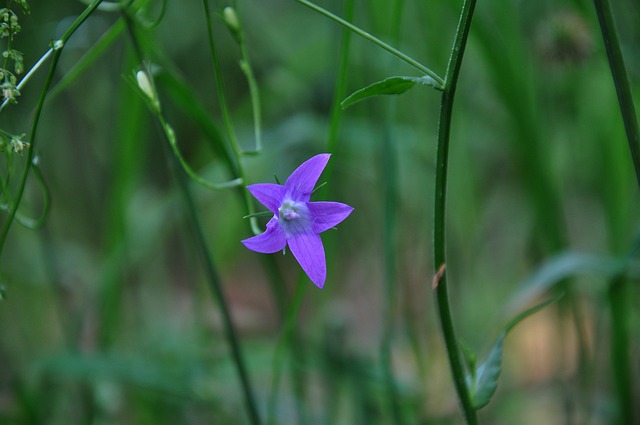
[
  {"xmin": 432, "ymin": 0, "xmax": 478, "ymax": 423},
  {"xmin": 293, "ymin": 0, "xmax": 444, "ymax": 88}
]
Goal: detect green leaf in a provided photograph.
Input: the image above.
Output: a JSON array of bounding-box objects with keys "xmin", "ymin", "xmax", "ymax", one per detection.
[
  {"xmin": 507, "ymin": 251, "xmax": 640, "ymax": 313},
  {"xmin": 469, "ymin": 294, "xmax": 563, "ymax": 409},
  {"xmin": 341, "ymin": 75, "xmax": 441, "ymax": 109},
  {"xmin": 471, "ymin": 333, "xmax": 504, "ymax": 409}
]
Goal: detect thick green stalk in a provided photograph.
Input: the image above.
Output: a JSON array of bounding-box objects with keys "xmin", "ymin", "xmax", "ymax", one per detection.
[
  {"xmin": 432, "ymin": 0, "xmax": 477, "ymax": 423},
  {"xmin": 594, "ymin": 0, "xmax": 640, "ymax": 422}
]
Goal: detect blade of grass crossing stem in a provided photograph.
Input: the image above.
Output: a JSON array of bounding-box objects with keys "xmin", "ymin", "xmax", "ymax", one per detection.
[
  {"xmin": 432, "ymin": 0, "xmax": 478, "ymax": 423},
  {"xmin": 48, "ymin": 19, "xmax": 125, "ymax": 101}
]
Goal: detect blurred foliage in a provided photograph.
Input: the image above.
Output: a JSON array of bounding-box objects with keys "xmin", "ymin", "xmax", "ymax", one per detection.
[{"xmin": 0, "ymin": 0, "xmax": 639, "ymax": 424}]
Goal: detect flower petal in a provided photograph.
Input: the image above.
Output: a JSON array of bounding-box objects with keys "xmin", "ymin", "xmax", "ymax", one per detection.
[
  {"xmin": 247, "ymin": 183, "xmax": 286, "ymax": 214},
  {"xmin": 241, "ymin": 217, "xmax": 286, "ymax": 253},
  {"xmin": 288, "ymin": 231, "xmax": 326, "ymax": 288},
  {"xmin": 285, "ymin": 153, "xmax": 331, "ymax": 202},
  {"xmin": 307, "ymin": 201, "xmax": 354, "ymax": 234}
]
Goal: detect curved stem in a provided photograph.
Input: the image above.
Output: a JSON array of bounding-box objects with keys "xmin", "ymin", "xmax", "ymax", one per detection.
[
  {"xmin": 293, "ymin": 0, "xmax": 444, "ymax": 88},
  {"xmin": 0, "ymin": 0, "xmax": 105, "ymax": 256},
  {"xmin": 432, "ymin": 0, "xmax": 478, "ymax": 423}
]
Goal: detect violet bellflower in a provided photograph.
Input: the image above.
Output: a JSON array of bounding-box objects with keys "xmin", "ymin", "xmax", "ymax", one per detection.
[{"xmin": 242, "ymin": 154, "xmax": 353, "ymax": 288}]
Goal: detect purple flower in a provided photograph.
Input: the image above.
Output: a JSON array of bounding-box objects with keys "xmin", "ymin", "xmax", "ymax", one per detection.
[{"xmin": 242, "ymin": 154, "xmax": 353, "ymax": 288}]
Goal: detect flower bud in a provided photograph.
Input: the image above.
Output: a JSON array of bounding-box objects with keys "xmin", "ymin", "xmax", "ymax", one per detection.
[
  {"xmin": 136, "ymin": 70, "xmax": 160, "ymax": 111},
  {"xmin": 223, "ymin": 7, "xmax": 240, "ymax": 33},
  {"xmin": 222, "ymin": 7, "xmax": 242, "ymax": 42}
]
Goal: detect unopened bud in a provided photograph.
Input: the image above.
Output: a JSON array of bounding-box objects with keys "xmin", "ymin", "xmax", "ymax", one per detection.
[
  {"xmin": 136, "ymin": 70, "xmax": 153, "ymax": 99},
  {"xmin": 136, "ymin": 70, "xmax": 160, "ymax": 111},
  {"xmin": 222, "ymin": 7, "xmax": 242, "ymax": 41},
  {"xmin": 223, "ymin": 7, "xmax": 240, "ymax": 32}
]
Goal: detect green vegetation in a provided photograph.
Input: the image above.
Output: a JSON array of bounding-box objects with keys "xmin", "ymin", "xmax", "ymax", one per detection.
[{"xmin": 0, "ymin": 0, "xmax": 639, "ymax": 424}]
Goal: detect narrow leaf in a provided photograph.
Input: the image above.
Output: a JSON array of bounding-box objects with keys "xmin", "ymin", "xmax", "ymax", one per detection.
[
  {"xmin": 341, "ymin": 75, "xmax": 441, "ymax": 109},
  {"xmin": 470, "ymin": 294, "xmax": 563, "ymax": 409},
  {"xmin": 472, "ymin": 333, "xmax": 504, "ymax": 409},
  {"xmin": 508, "ymin": 251, "xmax": 640, "ymax": 313}
]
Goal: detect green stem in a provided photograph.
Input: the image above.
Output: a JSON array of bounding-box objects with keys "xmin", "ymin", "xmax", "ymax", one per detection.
[
  {"xmin": 238, "ymin": 40, "xmax": 263, "ymax": 153},
  {"xmin": 267, "ymin": 279, "xmax": 308, "ymax": 425},
  {"xmin": 293, "ymin": 0, "xmax": 444, "ymax": 88},
  {"xmin": 325, "ymin": 0, "xmax": 353, "ymax": 156},
  {"xmin": 0, "ymin": 0, "xmax": 105, "ymax": 257},
  {"xmin": 432, "ymin": 0, "xmax": 478, "ymax": 423},
  {"xmin": 594, "ymin": 0, "xmax": 640, "ymax": 188},
  {"xmin": 380, "ymin": 1, "xmax": 405, "ymax": 424},
  {"xmin": 202, "ymin": 0, "xmax": 260, "ymax": 235},
  {"xmin": 593, "ymin": 1, "xmax": 640, "ymax": 422},
  {"xmin": 122, "ymin": 12, "xmax": 262, "ymax": 425}
]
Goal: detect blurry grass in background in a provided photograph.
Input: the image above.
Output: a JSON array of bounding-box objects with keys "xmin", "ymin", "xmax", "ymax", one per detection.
[{"xmin": 0, "ymin": 0, "xmax": 639, "ymax": 424}]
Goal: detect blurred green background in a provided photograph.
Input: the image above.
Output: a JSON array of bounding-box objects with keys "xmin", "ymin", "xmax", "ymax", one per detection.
[{"xmin": 1, "ymin": 0, "xmax": 640, "ymax": 424}]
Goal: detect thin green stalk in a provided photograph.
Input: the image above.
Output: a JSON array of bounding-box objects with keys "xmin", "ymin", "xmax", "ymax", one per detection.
[
  {"xmin": 49, "ymin": 19, "xmax": 125, "ymax": 101},
  {"xmin": 594, "ymin": 1, "xmax": 640, "ymax": 421},
  {"xmin": 432, "ymin": 0, "xmax": 478, "ymax": 423},
  {"xmin": 238, "ymin": 35, "xmax": 262, "ymax": 153},
  {"xmin": 379, "ymin": 0, "xmax": 405, "ymax": 424},
  {"xmin": 0, "ymin": 0, "xmax": 105, "ymax": 257},
  {"xmin": 1, "ymin": 0, "xmax": 107, "ymax": 112},
  {"xmin": 594, "ymin": 0, "xmax": 640, "ymax": 188},
  {"xmin": 267, "ymin": 279, "xmax": 308, "ymax": 425},
  {"xmin": 293, "ymin": 0, "xmax": 444, "ymax": 88},
  {"xmin": 607, "ymin": 276, "xmax": 633, "ymax": 423},
  {"xmin": 167, "ymin": 135, "xmax": 263, "ymax": 425},
  {"xmin": 325, "ymin": 0, "xmax": 353, "ymax": 157},
  {"xmin": 202, "ymin": 0, "xmax": 260, "ymax": 235},
  {"xmin": 0, "ymin": 50, "xmax": 59, "ymax": 255},
  {"xmin": 122, "ymin": 12, "xmax": 262, "ymax": 425}
]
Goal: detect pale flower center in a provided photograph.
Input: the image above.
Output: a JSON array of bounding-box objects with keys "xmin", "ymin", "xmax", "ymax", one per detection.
[{"xmin": 279, "ymin": 201, "xmax": 300, "ymax": 221}]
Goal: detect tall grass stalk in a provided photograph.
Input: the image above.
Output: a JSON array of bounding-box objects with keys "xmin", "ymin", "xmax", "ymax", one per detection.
[
  {"xmin": 594, "ymin": 0, "xmax": 640, "ymax": 421},
  {"xmin": 379, "ymin": 0, "xmax": 406, "ymax": 423},
  {"xmin": 432, "ymin": 0, "xmax": 478, "ymax": 423},
  {"xmin": 0, "ymin": 0, "xmax": 105, "ymax": 257},
  {"xmin": 471, "ymin": 5, "xmax": 591, "ymax": 420}
]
